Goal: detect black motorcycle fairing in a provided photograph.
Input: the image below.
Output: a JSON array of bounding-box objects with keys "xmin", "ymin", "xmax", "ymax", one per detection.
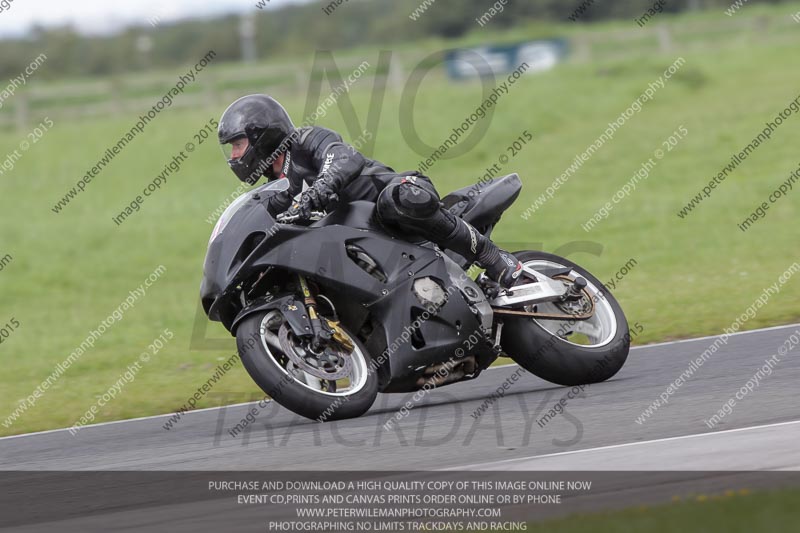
[
  {"xmin": 202, "ymin": 180, "xmax": 499, "ymax": 391},
  {"xmin": 311, "ymin": 200, "xmax": 383, "ymax": 232},
  {"xmin": 205, "ymin": 199, "xmax": 444, "ymax": 330},
  {"xmin": 202, "ymin": 199, "xmax": 272, "ymax": 321},
  {"xmin": 210, "ymin": 213, "xmax": 492, "ymax": 387},
  {"xmin": 361, "ymin": 257, "xmax": 492, "ymax": 391},
  {"xmin": 202, "ymin": 180, "xmax": 292, "ymax": 321},
  {"xmin": 244, "ymin": 226, "xmax": 438, "ymax": 297}
]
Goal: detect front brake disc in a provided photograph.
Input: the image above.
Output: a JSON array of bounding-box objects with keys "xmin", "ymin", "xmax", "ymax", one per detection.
[{"xmin": 278, "ymin": 324, "xmax": 353, "ymax": 381}]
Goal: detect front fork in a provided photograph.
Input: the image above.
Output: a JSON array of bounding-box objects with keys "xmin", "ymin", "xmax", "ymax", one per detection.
[
  {"xmin": 297, "ymin": 275, "xmax": 331, "ymax": 351},
  {"xmin": 297, "ymin": 275, "xmax": 353, "ymax": 352}
]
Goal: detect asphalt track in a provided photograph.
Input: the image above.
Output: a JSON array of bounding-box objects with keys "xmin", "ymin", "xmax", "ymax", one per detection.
[
  {"xmin": 2, "ymin": 323, "xmax": 800, "ymax": 531},
  {"xmin": 2, "ymin": 323, "xmax": 800, "ymax": 471}
]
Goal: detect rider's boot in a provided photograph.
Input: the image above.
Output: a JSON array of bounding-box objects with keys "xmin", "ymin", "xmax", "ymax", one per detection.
[
  {"xmin": 374, "ymin": 180, "xmax": 523, "ymax": 289},
  {"xmin": 439, "ymin": 215, "xmax": 523, "ymax": 289}
]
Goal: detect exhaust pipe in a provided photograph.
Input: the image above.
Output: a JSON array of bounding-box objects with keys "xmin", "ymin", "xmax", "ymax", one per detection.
[{"xmin": 415, "ymin": 356, "xmax": 476, "ymax": 387}]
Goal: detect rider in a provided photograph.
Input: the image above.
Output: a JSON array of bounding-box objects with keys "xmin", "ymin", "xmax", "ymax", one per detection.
[{"xmin": 217, "ymin": 94, "xmax": 523, "ymax": 288}]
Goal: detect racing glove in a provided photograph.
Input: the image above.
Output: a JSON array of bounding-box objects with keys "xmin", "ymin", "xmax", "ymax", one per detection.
[{"xmin": 280, "ymin": 178, "xmax": 339, "ymax": 222}]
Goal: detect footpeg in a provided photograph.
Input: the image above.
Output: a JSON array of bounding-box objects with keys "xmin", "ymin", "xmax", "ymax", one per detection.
[{"xmin": 477, "ymin": 274, "xmax": 505, "ymax": 300}]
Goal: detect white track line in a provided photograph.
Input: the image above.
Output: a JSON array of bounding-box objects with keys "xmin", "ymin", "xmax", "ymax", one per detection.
[
  {"xmin": 2, "ymin": 322, "xmax": 798, "ymax": 442},
  {"xmin": 456, "ymin": 419, "xmax": 800, "ymax": 470},
  {"xmin": 0, "ymin": 400, "xmax": 272, "ymax": 441},
  {"xmin": 627, "ymin": 321, "xmax": 800, "ymax": 350}
]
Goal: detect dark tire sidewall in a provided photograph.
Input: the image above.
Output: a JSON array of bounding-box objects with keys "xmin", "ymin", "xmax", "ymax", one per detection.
[{"xmin": 501, "ymin": 251, "xmax": 630, "ymax": 386}]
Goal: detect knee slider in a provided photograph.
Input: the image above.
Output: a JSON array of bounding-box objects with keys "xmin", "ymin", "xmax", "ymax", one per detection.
[{"xmin": 377, "ymin": 182, "xmax": 439, "ymax": 225}]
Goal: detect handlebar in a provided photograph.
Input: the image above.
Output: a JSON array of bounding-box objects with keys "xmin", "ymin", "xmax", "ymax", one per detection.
[
  {"xmin": 276, "ymin": 191, "xmax": 339, "ymax": 224},
  {"xmin": 277, "ymin": 211, "xmax": 326, "ymax": 224}
]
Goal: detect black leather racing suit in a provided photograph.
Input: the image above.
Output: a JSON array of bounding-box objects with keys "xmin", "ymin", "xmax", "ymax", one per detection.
[
  {"xmin": 264, "ymin": 126, "xmax": 396, "ymax": 216},
  {"xmin": 266, "ymin": 126, "xmax": 516, "ymax": 281}
]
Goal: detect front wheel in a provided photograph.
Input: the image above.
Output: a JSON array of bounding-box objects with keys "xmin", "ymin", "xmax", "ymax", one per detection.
[
  {"xmin": 236, "ymin": 310, "xmax": 378, "ymax": 421},
  {"xmin": 500, "ymin": 251, "xmax": 630, "ymax": 386}
]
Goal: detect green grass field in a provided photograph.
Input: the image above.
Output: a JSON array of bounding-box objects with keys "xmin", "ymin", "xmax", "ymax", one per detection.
[
  {"xmin": 1, "ymin": 3, "xmax": 799, "ymax": 436},
  {"xmin": 521, "ymin": 487, "xmax": 800, "ymax": 533}
]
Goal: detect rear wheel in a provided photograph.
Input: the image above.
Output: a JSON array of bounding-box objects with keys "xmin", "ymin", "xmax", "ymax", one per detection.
[
  {"xmin": 237, "ymin": 309, "xmax": 378, "ymax": 421},
  {"xmin": 500, "ymin": 251, "xmax": 630, "ymax": 386}
]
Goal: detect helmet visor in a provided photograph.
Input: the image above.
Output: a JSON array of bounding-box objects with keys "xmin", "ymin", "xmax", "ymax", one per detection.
[{"xmin": 221, "ymin": 136, "xmax": 249, "ymax": 161}]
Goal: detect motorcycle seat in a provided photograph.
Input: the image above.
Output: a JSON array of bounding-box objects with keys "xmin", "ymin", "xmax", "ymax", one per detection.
[{"xmin": 441, "ymin": 173, "xmax": 522, "ymax": 229}]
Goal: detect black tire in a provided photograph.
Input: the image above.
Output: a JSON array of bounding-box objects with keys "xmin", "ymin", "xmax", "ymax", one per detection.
[
  {"xmin": 500, "ymin": 251, "xmax": 630, "ymax": 386},
  {"xmin": 236, "ymin": 311, "xmax": 378, "ymax": 421}
]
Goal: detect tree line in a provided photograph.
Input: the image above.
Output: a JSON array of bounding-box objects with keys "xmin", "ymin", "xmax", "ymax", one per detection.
[{"xmin": 0, "ymin": 0, "xmax": 789, "ymax": 80}]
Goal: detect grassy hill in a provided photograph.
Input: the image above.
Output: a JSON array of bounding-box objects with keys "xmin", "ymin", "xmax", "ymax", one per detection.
[{"xmin": 1, "ymin": 2, "xmax": 799, "ymax": 435}]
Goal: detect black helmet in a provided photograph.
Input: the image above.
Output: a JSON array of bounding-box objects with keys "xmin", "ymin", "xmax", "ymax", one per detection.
[{"xmin": 218, "ymin": 94, "xmax": 295, "ymax": 184}]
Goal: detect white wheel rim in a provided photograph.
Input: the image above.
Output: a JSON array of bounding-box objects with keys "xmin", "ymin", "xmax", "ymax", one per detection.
[
  {"xmin": 258, "ymin": 311, "xmax": 369, "ymax": 397},
  {"xmin": 523, "ymin": 260, "xmax": 618, "ymax": 348}
]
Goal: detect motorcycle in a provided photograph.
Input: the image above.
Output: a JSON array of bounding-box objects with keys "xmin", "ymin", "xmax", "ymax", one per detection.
[{"xmin": 201, "ymin": 174, "xmax": 629, "ymax": 421}]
